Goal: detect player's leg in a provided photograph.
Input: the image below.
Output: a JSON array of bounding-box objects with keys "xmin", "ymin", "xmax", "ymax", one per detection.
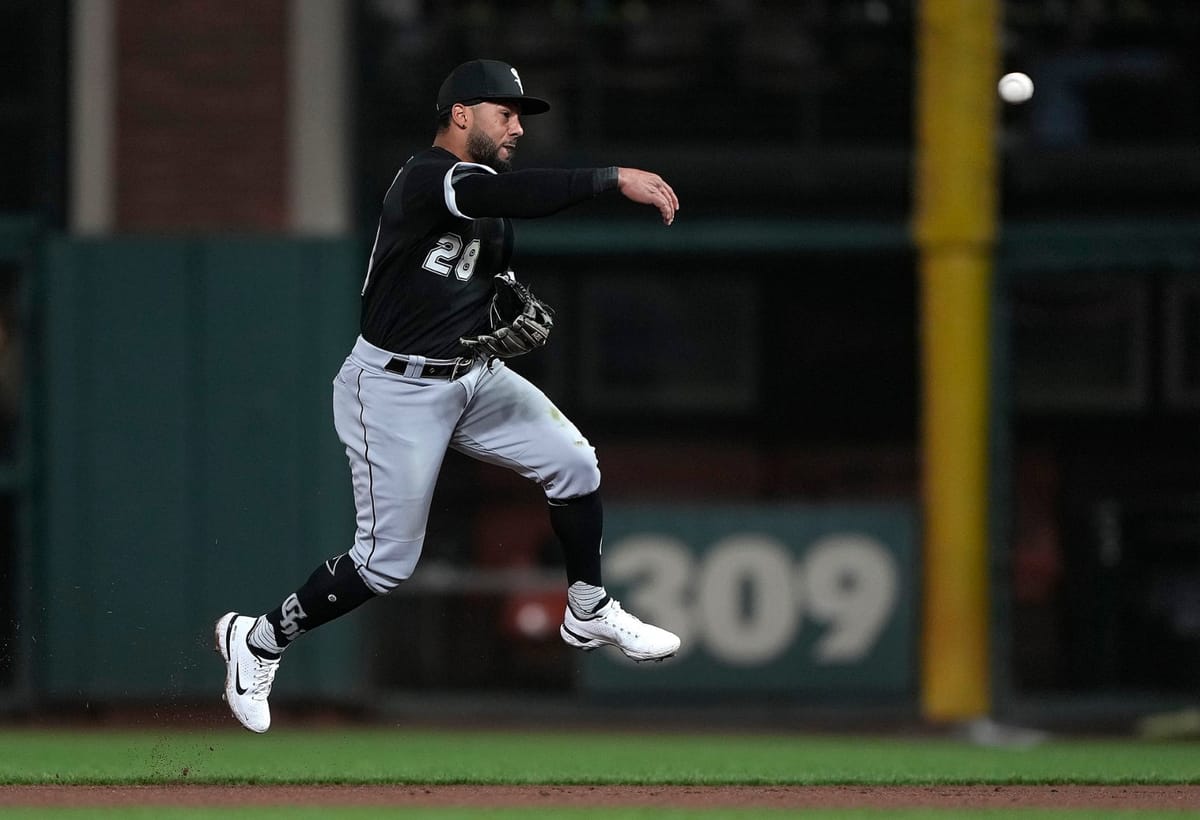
[
  {"xmin": 217, "ymin": 346, "xmax": 463, "ymax": 731},
  {"xmin": 451, "ymin": 363, "xmax": 679, "ymax": 661},
  {"xmin": 451, "ymin": 361, "xmax": 603, "ymax": 601}
]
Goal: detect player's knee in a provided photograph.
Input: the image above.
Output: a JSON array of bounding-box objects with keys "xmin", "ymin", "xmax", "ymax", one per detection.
[
  {"xmin": 546, "ymin": 446, "xmax": 600, "ymax": 498},
  {"xmin": 350, "ymin": 538, "xmax": 423, "ymax": 594}
]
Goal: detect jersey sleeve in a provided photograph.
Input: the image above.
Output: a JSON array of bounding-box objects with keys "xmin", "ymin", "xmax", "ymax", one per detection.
[
  {"xmin": 449, "ymin": 165, "xmax": 620, "ymax": 219},
  {"xmin": 443, "ymin": 162, "xmax": 499, "ymax": 218}
]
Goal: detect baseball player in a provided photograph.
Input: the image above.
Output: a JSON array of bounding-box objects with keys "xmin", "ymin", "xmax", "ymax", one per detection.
[{"xmin": 215, "ymin": 59, "xmax": 681, "ymax": 733}]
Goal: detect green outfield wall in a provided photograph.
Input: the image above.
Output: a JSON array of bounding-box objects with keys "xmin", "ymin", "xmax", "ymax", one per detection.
[{"xmin": 36, "ymin": 236, "xmax": 363, "ymax": 699}]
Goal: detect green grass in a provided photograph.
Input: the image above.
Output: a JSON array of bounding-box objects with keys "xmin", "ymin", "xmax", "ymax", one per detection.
[
  {"xmin": 1, "ymin": 812, "xmax": 1196, "ymax": 820},
  {"xmin": 0, "ymin": 728, "xmax": 1198, "ymax": 786}
]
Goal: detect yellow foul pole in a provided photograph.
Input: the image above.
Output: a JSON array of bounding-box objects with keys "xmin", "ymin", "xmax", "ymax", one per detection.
[{"xmin": 914, "ymin": 0, "xmax": 999, "ymax": 721}]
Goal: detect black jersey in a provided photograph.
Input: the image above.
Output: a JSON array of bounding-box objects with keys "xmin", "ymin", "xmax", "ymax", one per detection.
[{"xmin": 361, "ymin": 146, "xmax": 619, "ymax": 358}]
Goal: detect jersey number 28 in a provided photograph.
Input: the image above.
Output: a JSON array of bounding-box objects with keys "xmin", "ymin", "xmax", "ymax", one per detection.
[{"xmin": 422, "ymin": 233, "xmax": 480, "ymax": 281}]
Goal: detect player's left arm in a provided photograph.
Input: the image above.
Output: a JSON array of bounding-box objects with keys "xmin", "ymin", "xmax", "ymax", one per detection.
[{"xmin": 460, "ymin": 270, "xmax": 555, "ymax": 359}]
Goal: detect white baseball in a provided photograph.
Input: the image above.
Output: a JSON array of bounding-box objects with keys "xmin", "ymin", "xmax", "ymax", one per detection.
[{"xmin": 998, "ymin": 72, "xmax": 1034, "ymax": 104}]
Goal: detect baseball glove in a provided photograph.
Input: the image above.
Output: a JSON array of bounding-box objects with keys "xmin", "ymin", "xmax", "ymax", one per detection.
[{"xmin": 460, "ymin": 270, "xmax": 555, "ymax": 359}]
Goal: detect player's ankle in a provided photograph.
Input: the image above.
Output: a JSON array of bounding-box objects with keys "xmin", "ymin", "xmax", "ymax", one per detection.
[
  {"xmin": 567, "ymin": 582, "xmax": 609, "ymax": 618},
  {"xmin": 247, "ymin": 616, "xmax": 287, "ymax": 657}
]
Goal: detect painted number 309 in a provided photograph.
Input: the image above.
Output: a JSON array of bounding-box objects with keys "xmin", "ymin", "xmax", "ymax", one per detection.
[{"xmin": 607, "ymin": 533, "xmax": 899, "ymax": 666}]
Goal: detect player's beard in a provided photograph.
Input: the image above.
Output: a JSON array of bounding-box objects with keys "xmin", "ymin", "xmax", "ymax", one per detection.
[{"xmin": 467, "ymin": 128, "xmax": 513, "ymax": 173}]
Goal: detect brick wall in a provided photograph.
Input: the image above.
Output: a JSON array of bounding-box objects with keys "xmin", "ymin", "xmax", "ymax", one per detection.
[{"xmin": 115, "ymin": 0, "xmax": 287, "ymax": 231}]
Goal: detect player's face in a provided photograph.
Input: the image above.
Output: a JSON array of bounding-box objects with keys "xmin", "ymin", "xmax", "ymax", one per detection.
[{"xmin": 466, "ymin": 102, "xmax": 524, "ymax": 173}]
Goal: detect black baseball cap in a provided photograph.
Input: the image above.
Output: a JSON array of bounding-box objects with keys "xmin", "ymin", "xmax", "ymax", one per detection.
[{"xmin": 436, "ymin": 59, "xmax": 550, "ymax": 116}]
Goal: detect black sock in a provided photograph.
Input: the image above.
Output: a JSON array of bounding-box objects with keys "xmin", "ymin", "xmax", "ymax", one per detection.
[
  {"xmin": 265, "ymin": 553, "xmax": 377, "ymax": 646},
  {"xmin": 548, "ymin": 490, "xmax": 604, "ymax": 587}
]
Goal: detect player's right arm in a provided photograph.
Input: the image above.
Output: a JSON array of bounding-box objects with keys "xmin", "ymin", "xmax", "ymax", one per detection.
[{"xmin": 452, "ymin": 165, "xmax": 678, "ymax": 225}]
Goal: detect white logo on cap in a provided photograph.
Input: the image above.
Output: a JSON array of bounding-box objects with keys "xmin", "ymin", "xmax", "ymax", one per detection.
[{"xmin": 510, "ymin": 67, "xmax": 524, "ymax": 93}]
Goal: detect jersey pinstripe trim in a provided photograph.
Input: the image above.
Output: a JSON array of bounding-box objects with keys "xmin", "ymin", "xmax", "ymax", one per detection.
[
  {"xmin": 443, "ymin": 161, "xmax": 497, "ymax": 218},
  {"xmin": 361, "ymin": 163, "xmax": 406, "ymax": 295}
]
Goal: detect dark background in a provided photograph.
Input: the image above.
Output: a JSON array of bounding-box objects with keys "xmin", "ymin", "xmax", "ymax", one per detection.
[{"xmin": 2, "ymin": 0, "xmax": 1199, "ymax": 701}]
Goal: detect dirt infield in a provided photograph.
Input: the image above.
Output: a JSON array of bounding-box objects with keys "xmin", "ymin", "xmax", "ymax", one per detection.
[{"xmin": 3, "ymin": 784, "xmax": 1199, "ymax": 810}]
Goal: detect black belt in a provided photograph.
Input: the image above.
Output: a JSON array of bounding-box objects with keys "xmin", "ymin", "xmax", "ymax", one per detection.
[{"xmin": 384, "ymin": 355, "xmax": 474, "ymax": 380}]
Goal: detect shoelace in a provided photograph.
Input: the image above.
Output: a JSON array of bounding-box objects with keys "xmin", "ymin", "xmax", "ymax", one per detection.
[
  {"xmin": 249, "ymin": 656, "xmax": 280, "ymax": 702},
  {"xmin": 599, "ymin": 602, "xmax": 641, "ymax": 636}
]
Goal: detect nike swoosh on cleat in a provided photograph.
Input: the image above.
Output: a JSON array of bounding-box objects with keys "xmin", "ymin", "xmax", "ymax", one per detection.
[
  {"xmin": 562, "ymin": 625, "xmax": 594, "ymax": 643},
  {"xmin": 228, "ymin": 620, "xmax": 249, "ymax": 695}
]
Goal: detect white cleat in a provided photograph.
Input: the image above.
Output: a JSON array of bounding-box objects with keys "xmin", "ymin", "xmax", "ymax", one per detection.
[
  {"xmin": 214, "ymin": 612, "xmax": 280, "ymax": 733},
  {"xmin": 560, "ymin": 598, "xmax": 680, "ymax": 662}
]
